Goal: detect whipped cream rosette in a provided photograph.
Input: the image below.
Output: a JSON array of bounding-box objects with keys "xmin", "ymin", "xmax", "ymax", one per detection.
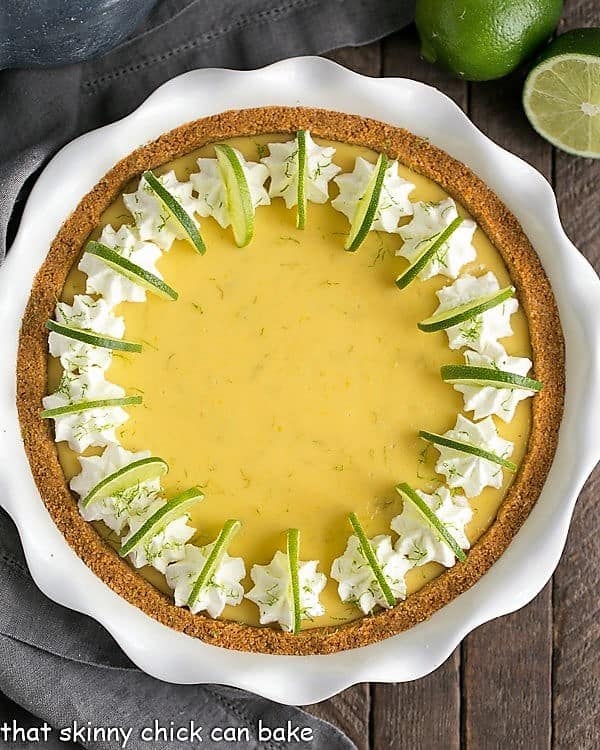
[
  {"xmin": 453, "ymin": 343, "xmax": 537, "ymax": 422},
  {"xmin": 432, "ymin": 414, "xmax": 515, "ymax": 498},
  {"xmin": 166, "ymin": 541, "xmax": 246, "ymax": 618},
  {"xmin": 123, "ymin": 170, "xmax": 200, "ymax": 250},
  {"xmin": 261, "ymin": 131, "xmax": 341, "ymax": 208},
  {"xmin": 121, "ymin": 501, "xmax": 196, "ymax": 574},
  {"xmin": 190, "ymin": 150, "xmax": 269, "ymax": 228},
  {"xmin": 434, "ymin": 272, "xmax": 519, "ymax": 352},
  {"xmin": 70, "ymin": 445, "xmax": 161, "ymax": 533},
  {"xmin": 332, "ymin": 156, "xmax": 414, "ymax": 234},
  {"xmin": 246, "ymin": 550, "xmax": 326, "ymax": 632},
  {"xmin": 398, "ymin": 198, "xmax": 477, "ymax": 280},
  {"xmin": 392, "ymin": 486, "xmax": 472, "ymax": 568},
  {"xmin": 79, "ymin": 224, "xmax": 163, "ymax": 308},
  {"xmin": 331, "ymin": 534, "xmax": 410, "ymax": 615}
]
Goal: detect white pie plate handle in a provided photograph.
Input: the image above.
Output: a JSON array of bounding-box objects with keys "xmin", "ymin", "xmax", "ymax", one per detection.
[{"xmin": 0, "ymin": 57, "xmax": 599, "ymax": 705}]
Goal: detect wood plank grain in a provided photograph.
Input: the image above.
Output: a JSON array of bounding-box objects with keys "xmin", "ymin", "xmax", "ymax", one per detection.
[
  {"xmin": 369, "ymin": 27, "xmax": 467, "ymax": 750},
  {"xmin": 552, "ymin": 0, "xmax": 600, "ymax": 746},
  {"xmin": 462, "ymin": 69, "xmax": 554, "ymax": 750},
  {"xmin": 305, "ymin": 686, "xmax": 371, "ymax": 750},
  {"xmin": 372, "ymin": 650, "xmax": 461, "ymax": 750},
  {"xmin": 326, "ymin": 41, "xmax": 382, "ymax": 77}
]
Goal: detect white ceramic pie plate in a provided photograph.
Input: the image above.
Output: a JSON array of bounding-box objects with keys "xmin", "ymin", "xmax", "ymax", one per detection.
[{"xmin": 0, "ymin": 57, "xmax": 599, "ymax": 705}]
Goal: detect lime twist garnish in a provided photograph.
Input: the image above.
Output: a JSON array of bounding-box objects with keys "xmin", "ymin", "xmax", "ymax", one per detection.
[
  {"xmin": 84, "ymin": 241, "xmax": 178, "ymax": 301},
  {"xmin": 40, "ymin": 395, "xmax": 142, "ymax": 420},
  {"xmin": 395, "ymin": 216, "xmax": 463, "ymax": 290},
  {"xmin": 45, "ymin": 319, "xmax": 143, "ymax": 353},
  {"xmin": 345, "ymin": 153, "xmax": 388, "ymax": 252},
  {"xmin": 119, "ymin": 486, "xmax": 204, "ymax": 557},
  {"xmin": 142, "ymin": 170, "xmax": 205, "ymax": 254},
  {"xmin": 440, "ymin": 364, "xmax": 542, "ymax": 392},
  {"xmin": 348, "ymin": 512, "xmax": 396, "ymax": 608},
  {"xmin": 187, "ymin": 519, "xmax": 242, "ymax": 609},
  {"xmin": 286, "ymin": 528, "xmax": 302, "ymax": 635},
  {"xmin": 419, "ymin": 430, "xmax": 517, "ymax": 472},
  {"xmin": 214, "ymin": 144, "xmax": 255, "ymax": 248},
  {"xmin": 395, "ymin": 483, "xmax": 467, "ymax": 563},
  {"xmin": 296, "ymin": 129, "xmax": 308, "ymax": 230},
  {"xmin": 81, "ymin": 456, "xmax": 169, "ymax": 509},
  {"xmin": 418, "ymin": 286, "xmax": 515, "ymax": 333}
]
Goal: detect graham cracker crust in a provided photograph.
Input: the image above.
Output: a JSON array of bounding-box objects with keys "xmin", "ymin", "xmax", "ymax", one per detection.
[{"xmin": 16, "ymin": 106, "xmax": 565, "ymax": 655}]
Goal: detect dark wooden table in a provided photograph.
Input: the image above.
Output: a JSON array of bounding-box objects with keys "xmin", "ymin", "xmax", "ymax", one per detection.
[{"xmin": 305, "ymin": 2, "xmax": 600, "ymax": 748}]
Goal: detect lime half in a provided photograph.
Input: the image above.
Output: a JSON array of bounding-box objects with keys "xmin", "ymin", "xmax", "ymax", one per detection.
[
  {"xmin": 214, "ymin": 145, "xmax": 254, "ymax": 247},
  {"xmin": 84, "ymin": 241, "xmax": 178, "ymax": 300},
  {"xmin": 119, "ymin": 486, "xmax": 204, "ymax": 557},
  {"xmin": 395, "ymin": 483, "xmax": 467, "ymax": 563},
  {"xmin": 187, "ymin": 519, "xmax": 241, "ymax": 609},
  {"xmin": 348, "ymin": 512, "xmax": 396, "ymax": 608},
  {"xmin": 523, "ymin": 29, "xmax": 600, "ymax": 158},
  {"xmin": 81, "ymin": 456, "xmax": 169, "ymax": 509}
]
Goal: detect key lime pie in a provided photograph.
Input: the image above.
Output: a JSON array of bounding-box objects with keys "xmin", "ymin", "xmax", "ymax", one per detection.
[{"xmin": 17, "ymin": 107, "xmax": 564, "ymax": 654}]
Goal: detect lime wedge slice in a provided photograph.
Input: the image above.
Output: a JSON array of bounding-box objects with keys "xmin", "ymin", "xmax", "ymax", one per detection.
[
  {"xmin": 187, "ymin": 519, "xmax": 241, "ymax": 608},
  {"xmin": 41, "ymin": 395, "xmax": 142, "ymax": 419},
  {"xmin": 348, "ymin": 512, "xmax": 396, "ymax": 608},
  {"xmin": 296, "ymin": 129, "xmax": 308, "ymax": 230},
  {"xmin": 81, "ymin": 456, "xmax": 169, "ymax": 509},
  {"xmin": 419, "ymin": 429, "xmax": 517, "ymax": 472},
  {"xmin": 286, "ymin": 527, "xmax": 302, "ymax": 635},
  {"xmin": 395, "ymin": 483, "xmax": 467, "ymax": 563},
  {"xmin": 84, "ymin": 241, "xmax": 178, "ymax": 301},
  {"xmin": 214, "ymin": 144, "xmax": 254, "ymax": 247},
  {"xmin": 523, "ymin": 29, "xmax": 600, "ymax": 159},
  {"xmin": 119, "ymin": 486, "xmax": 204, "ymax": 558},
  {"xmin": 142, "ymin": 170, "xmax": 206, "ymax": 254},
  {"xmin": 46, "ymin": 320, "xmax": 142, "ymax": 353},
  {"xmin": 395, "ymin": 216, "xmax": 464, "ymax": 289},
  {"xmin": 441, "ymin": 364, "xmax": 542, "ymax": 392},
  {"xmin": 418, "ymin": 285, "xmax": 515, "ymax": 333},
  {"xmin": 345, "ymin": 153, "xmax": 388, "ymax": 252}
]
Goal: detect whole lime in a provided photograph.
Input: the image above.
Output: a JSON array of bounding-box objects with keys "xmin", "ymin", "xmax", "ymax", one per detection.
[{"xmin": 415, "ymin": 0, "xmax": 564, "ymax": 81}]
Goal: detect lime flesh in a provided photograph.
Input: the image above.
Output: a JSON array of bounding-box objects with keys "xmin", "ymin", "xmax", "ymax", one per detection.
[
  {"xmin": 396, "ymin": 216, "xmax": 464, "ymax": 289},
  {"xmin": 418, "ymin": 286, "xmax": 515, "ymax": 333},
  {"xmin": 523, "ymin": 29, "xmax": 600, "ymax": 158},
  {"xmin": 296, "ymin": 130, "xmax": 308, "ymax": 230},
  {"xmin": 441, "ymin": 364, "xmax": 542, "ymax": 391}
]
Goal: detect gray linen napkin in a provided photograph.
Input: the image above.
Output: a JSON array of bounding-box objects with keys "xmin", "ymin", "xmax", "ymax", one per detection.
[{"xmin": 0, "ymin": 1, "xmax": 415, "ymax": 746}]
